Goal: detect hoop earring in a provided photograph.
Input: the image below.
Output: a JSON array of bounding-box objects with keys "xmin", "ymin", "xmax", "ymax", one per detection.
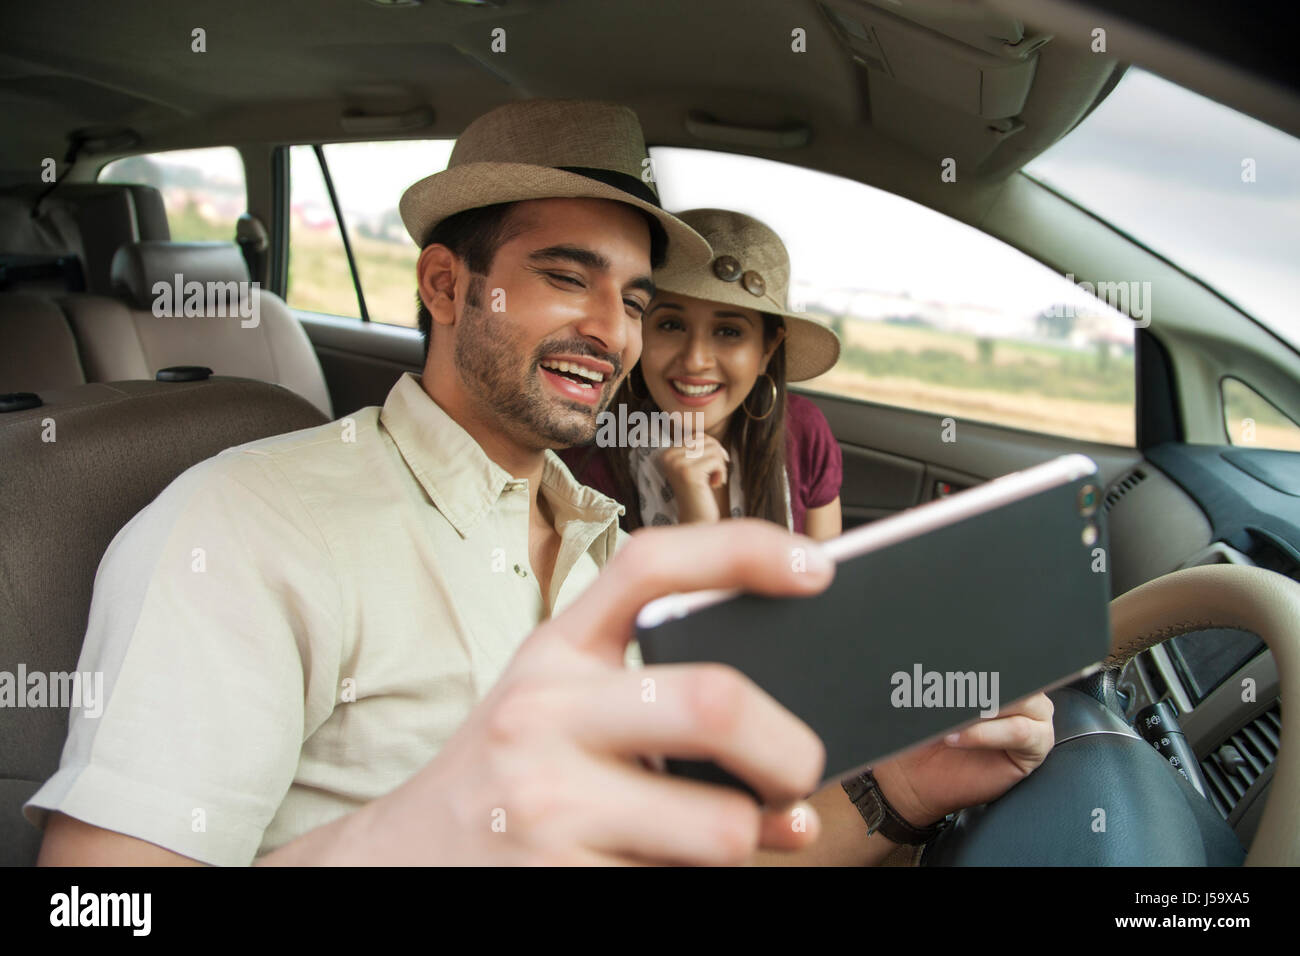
[
  {"xmin": 743, "ymin": 373, "xmax": 777, "ymax": 421},
  {"xmin": 625, "ymin": 368, "xmax": 645, "ymax": 400}
]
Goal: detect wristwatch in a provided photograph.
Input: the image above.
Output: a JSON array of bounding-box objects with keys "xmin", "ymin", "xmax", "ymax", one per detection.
[{"xmin": 841, "ymin": 767, "xmax": 948, "ymax": 845}]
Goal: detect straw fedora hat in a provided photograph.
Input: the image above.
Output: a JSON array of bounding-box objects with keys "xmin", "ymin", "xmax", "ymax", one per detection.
[
  {"xmin": 399, "ymin": 99, "xmax": 712, "ymax": 271},
  {"xmin": 652, "ymin": 209, "xmax": 841, "ymax": 381}
]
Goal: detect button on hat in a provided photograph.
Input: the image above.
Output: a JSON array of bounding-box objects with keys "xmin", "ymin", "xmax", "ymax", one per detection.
[{"xmin": 712, "ymin": 255, "xmax": 742, "ymax": 281}]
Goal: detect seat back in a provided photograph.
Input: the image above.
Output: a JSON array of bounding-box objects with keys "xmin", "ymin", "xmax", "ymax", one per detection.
[
  {"xmin": 0, "ymin": 293, "xmax": 87, "ymax": 392},
  {"xmin": 57, "ymin": 240, "xmax": 333, "ymax": 418},
  {"xmin": 0, "ymin": 182, "xmax": 175, "ymax": 394},
  {"xmin": 0, "ymin": 377, "xmax": 329, "ymax": 865}
]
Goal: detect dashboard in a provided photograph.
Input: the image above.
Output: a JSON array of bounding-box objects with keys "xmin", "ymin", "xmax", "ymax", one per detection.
[{"xmin": 1102, "ymin": 444, "xmax": 1295, "ymax": 849}]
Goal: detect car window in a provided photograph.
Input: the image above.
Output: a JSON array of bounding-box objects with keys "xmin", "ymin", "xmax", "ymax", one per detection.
[
  {"xmin": 1222, "ymin": 377, "xmax": 1300, "ymax": 451},
  {"xmin": 650, "ymin": 147, "xmax": 1137, "ymax": 446},
  {"xmin": 1026, "ymin": 68, "xmax": 1300, "ymax": 353},
  {"xmin": 286, "ymin": 140, "xmax": 454, "ymax": 327},
  {"xmin": 99, "ymin": 147, "xmax": 246, "ymax": 242}
]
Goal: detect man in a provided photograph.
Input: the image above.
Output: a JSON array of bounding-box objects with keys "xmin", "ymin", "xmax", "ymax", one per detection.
[{"xmin": 31, "ymin": 100, "xmax": 1051, "ymax": 866}]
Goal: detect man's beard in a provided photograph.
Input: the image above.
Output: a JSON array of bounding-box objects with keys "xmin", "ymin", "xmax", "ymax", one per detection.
[{"xmin": 454, "ymin": 275, "xmax": 622, "ymax": 449}]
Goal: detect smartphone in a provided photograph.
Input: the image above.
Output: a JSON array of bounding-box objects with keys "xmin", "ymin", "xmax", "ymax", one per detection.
[{"xmin": 635, "ymin": 453, "xmax": 1111, "ymax": 796}]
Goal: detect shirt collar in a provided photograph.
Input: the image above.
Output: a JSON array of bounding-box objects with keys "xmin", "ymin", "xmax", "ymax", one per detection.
[{"xmin": 379, "ymin": 372, "xmax": 623, "ymax": 541}]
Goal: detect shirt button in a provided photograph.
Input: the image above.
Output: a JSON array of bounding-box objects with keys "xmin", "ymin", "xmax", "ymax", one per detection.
[{"xmin": 514, "ymin": 564, "xmax": 528, "ymax": 578}]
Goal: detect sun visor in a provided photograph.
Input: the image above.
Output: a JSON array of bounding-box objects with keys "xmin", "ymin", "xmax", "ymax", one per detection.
[{"xmin": 819, "ymin": 0, "xmax": 1049, "ymax": 120}]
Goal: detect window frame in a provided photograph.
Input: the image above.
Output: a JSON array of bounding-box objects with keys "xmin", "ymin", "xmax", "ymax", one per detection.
[{"xmin": 1220, "ymin": 374, "xmax": 1300, "ymax": 448}]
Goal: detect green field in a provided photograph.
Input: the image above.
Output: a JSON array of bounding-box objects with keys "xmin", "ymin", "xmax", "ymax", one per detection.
[
  {"xmin": 838, "ymin": 339, "xmax": 1135, "ymax": 405},
  {"xmin": 286, "ymin": 223, "xmax": 419, "ymax": 327}
]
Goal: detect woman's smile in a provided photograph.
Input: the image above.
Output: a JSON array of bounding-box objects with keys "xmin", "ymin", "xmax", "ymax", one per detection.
[{"xmin": 667, "ymin": 376, "xmax": 725, "ymax": 404}]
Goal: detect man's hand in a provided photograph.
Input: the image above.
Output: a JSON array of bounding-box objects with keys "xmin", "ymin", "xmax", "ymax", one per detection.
[
  {"xmin": 291, "ymin": 520, "xmax": 832, "ymax": 865},
  {"xmin": 750, "ymin": 693, "xmax": 1054, "ymax": 866},
  {"xmin": 872, "ymin": 692, "xmax": 1056, "ymax": 828}
]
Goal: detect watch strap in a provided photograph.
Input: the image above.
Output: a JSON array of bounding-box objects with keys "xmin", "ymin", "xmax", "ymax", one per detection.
[{"xmin": 841, "ymin": 768, "xmax": 947, "ymax": 846}]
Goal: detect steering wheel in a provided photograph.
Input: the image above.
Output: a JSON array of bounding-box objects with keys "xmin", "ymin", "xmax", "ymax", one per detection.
[{"xmin": 922, "ymin": 564, "xmax": 1300, "ymax": 866}]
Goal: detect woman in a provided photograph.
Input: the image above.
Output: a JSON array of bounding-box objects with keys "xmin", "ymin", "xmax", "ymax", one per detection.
[{"xmin": 562, "ymin": 209, "xmax": 844, "ymax": 540}]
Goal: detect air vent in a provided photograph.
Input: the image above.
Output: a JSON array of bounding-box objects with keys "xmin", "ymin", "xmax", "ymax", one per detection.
[
  {"xmin": 1102, "ymin": 467, "xmax": 1147, "ymax": 514},
  {"xmin": 1199, "ymin": 702, "xmax": 1282, "ymax": 819}
]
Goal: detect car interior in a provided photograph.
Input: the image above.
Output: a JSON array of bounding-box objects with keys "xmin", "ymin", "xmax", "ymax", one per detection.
[{"xmin": 1, "ymin": 0, "xmax": 1297, "ymax": 866}]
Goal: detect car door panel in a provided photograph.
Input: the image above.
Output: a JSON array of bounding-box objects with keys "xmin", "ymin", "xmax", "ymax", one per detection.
[
  {"xmin": 299, "ymin": 312, "xmax": 421, "ymax": 416},
  {"xmin": 839, "ymin": 444, "xmax": 925, "ymax": 526},
  {"xmin": 800, "ymin": 387, "xmax": 1143, "ymax": 526}
]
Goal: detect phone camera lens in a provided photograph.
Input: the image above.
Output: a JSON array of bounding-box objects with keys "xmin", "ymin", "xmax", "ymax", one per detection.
[{"xmin": 1078, "ymin": 483, "xmax": 1100, "ymax": 517}]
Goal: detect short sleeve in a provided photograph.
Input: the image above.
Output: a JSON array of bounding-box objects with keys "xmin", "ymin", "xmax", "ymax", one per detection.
[
  {"xmin": 794, "ymin": 397, "xmax": 843, "ymax": 510},
  {"xmin": 23, "ymin": 450, "xmax": 343, "ymax": 866}
]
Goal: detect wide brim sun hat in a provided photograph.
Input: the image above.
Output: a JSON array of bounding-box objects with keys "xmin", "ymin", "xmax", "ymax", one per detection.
[
  {"xmin": 400, "ymin": 99, "xmax": 712, "ymax": 273},
  {"xmin": 651, "ymin": 208, "xmax": 841, "ymax": 381}
]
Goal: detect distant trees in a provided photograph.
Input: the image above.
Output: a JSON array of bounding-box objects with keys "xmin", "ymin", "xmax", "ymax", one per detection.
[{"xmin": 1036, "ymin": 308, "xmax": 1078, "ymax": 339}]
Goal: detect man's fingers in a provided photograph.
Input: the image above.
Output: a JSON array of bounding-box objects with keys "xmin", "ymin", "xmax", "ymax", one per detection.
[
  {"xmin": 579, "ymin": 758, "xmax": 777, "ymax": 865},
  {"xmin": 995, "ymin": 691, "xmax": 1055, "ymax": 723},
  {"xmin": 758, "ymin": 801, "xmax": 821, "ymax": 851},
  {"xmin": 944, "ymin": 692, "xmax": 1054, "ymax": 747},
  {"xmin": 576, "ymin": 767, "xmax": 820, "ymax": 863},
  {"xmin": 947, "ymin": 713, "xmax": 1052, "ymax": 756},
  {"xmin": 557, "ymin": 519, "xmax": 834, "ymax": 660},
  {"xmin": 561, "ymin": 666, "xmax": 824, "ymax": 807}
]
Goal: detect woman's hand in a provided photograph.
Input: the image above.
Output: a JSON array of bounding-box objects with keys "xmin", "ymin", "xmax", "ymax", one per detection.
[{"xmin": 655, "ymin": 435, "xmax": 731, "ymax": 524}]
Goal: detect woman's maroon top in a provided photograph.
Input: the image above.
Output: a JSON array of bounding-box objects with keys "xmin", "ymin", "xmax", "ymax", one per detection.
[{"xmin": 557, "ymin": 393, "xmax": 843, "ymax": 534}]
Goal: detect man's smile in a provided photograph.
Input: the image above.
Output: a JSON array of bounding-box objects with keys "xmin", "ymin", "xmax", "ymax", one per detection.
[{"xmin": 537, "ymin": 354, "xmax": 617, "ymax": 408}]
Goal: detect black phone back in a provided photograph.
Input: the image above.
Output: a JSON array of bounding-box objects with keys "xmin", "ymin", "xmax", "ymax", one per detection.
[{"xmin": 635, "ymin": 472, "xmax": 1111, "ymax": 795}]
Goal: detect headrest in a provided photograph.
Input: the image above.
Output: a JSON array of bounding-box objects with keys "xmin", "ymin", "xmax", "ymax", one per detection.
[
  {"xmin": 37, "ymin": 183, "xmax": 170, "ymax": 242},
  {"xmin": 0, "ymin": 191, "xmax": 76, "ymax": 258},
  {"xmin": 0, "ymin": 183, "xmax": 171, "ymax": 293},
  {"xmin": 116, "ymin": 184, "xmax": 170, "ymax": 240},
  {"xmin": 110, "ymin": 240, "xmax": 251, "ymax": 310}
]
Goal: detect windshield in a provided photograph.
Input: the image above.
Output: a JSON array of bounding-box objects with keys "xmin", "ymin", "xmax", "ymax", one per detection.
[{"xmin": 1025, "ymin": 68, "xmax": 1300, "ymax": 350}]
